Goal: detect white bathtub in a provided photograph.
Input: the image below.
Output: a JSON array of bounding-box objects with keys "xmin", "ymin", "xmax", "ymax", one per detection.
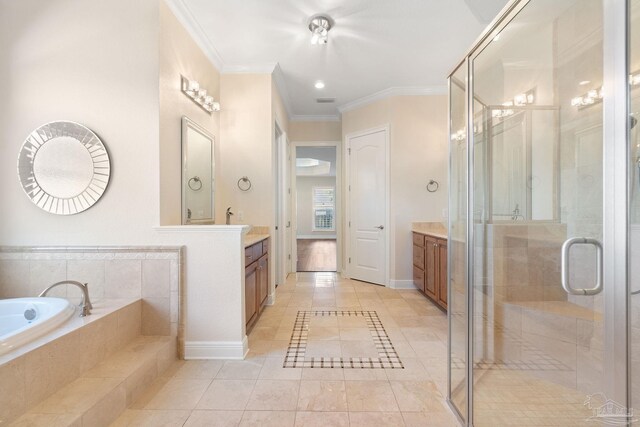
[{"xmin": 0, "ymin": 297, "xmax": 76, "ymax": 355}]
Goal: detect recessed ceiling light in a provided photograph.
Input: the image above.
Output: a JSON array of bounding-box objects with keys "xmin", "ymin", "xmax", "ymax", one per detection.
[
  {"xmin": 315, "ymin": 81, "xmax": 325, "ymax": 89},
  {"xmin": 579, "ymin": 80, "xmax": 591, "ymax": 86}
]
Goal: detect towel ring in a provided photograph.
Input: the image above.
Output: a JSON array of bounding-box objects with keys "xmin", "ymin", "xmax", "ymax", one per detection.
[
  {"xmin": 237, "ymin": 176, "xmax": 252, "ymax": 191},
  {"xmin": 188, "ymin": 176, "xmax": 202, "ymax": 191},
  {"xmin": 426, "ymin": 180, "xmax": 439, "ymax": 193}
]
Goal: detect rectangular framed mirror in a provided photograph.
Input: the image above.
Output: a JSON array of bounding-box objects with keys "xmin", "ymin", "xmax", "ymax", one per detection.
[{"xmin": 182, "ymin": 116, "xmax": 214, "ymax": 224}]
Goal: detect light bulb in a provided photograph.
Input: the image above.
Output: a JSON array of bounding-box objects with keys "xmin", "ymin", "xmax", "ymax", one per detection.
[
  {"xmin": 315, "ymin": 81, "xmax": 325, "ymax": 89},
  {"xmin": 514, "ymin": 94, "xmax": 526, "ymax": 106},
  {"xmin": 188, "ymin": 80, "xmax": 200, "ymax": 95}
]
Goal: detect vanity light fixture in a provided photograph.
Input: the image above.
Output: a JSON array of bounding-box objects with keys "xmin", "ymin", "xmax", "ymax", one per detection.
[
  {"xmin": 492, "ymin": 88, "xmax": 536, "ymax": 119},
  {"xmin": 451, "ymin": 129, "xmax": 466, "ymax": 142},
  {"xmin": 309, "ymin": 15, "xmax": 333, "ymax": 45},
  {"xmin": 571, "ymin": 87, "xmax": 603, "ymax": 108},
  {"xmin": 181, "ymin": 76, "xmax": 220, "ymax": 114},
  {"xmin": 572, "ymin": 72, "xmax": 640, "ymax": 110}
]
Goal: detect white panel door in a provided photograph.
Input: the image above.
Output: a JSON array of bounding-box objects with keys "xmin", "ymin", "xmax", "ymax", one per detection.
[{"xmin": 348, "ymin": 128, "xmax": 387, "ymax": 285}]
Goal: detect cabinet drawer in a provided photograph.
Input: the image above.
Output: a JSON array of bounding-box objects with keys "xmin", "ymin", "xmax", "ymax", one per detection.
[
  {"xmin": 412, "ymin": 233, "xmax": 425, "ymax": 247},
  {"xmin": 245, "ymin": 242, "xmax": 262, "ymax": 265},
  {"xmin": 413, "ymin": 244, "xmax": 425, "ymax": 267},
  {"xmin": 261, "ymin": 239, "xmax": 269, "ymax": 255},
  {"xmin": 245, "ymin": 247, "xmax": 255, "ymax": 265}
]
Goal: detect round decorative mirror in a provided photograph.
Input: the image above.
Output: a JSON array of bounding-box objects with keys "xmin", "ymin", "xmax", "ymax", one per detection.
[{"xmin": 17, "ymin": 121, "xmax": 111, "ymax": 215}]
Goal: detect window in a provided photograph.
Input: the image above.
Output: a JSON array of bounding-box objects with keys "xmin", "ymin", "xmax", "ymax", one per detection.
[{"xmin": 312, "ymin": 186, "xmax": 335, "ymax": 231}]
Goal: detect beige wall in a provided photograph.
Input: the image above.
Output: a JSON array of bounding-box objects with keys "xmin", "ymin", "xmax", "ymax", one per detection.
[
  {"xmin": 0, "ymin": 0, "xmax": 160, "ymax": 246},
  {"xmin": 290, "ymin": 121, "xmax": 342, "ymax": 142},
  {"xmin": 342, "ymin": 95, "xmax": 448, "ymax": 284},
  {"xmin": 218, "ymin": 74, "xmax": 273, "ymax": 226},
  {"xmin": 159, "ymin": 1, "xmax": 220, "ymax": 225}
]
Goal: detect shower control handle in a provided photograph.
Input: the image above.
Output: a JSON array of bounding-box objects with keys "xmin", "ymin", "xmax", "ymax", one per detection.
[{"xmin": 561, "ymin": 237, "xmax": 603, "ymax": 296}]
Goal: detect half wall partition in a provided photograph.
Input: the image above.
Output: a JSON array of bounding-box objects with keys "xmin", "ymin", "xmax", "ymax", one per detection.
[{"xmin": 448, "ymin": 0, "xmax": 635, "ymax": 425}]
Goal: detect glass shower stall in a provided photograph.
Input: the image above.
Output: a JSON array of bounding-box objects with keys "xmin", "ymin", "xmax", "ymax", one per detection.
[{"xmin": 447, "ymin": 0, "xmax": 638, "ymax": 425}]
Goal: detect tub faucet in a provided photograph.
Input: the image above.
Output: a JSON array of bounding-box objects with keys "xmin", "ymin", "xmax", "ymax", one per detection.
[
  {"xmin": 226, "ymin": 207, "xmax": 234, "ymax": 225},
  {"xmin": 39, "ymin": 280, "xmax": 92, "ymax": 317}
]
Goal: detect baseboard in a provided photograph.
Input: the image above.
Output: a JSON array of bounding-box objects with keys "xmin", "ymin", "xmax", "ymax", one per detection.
[
  {"xmin": 389, "ymin": 280, "xmax": 417, "ymax": 290},
  {"xmin": 296, "ymin": 235, "xmax": 337, "ymax": 240},
  {"xmin": 184, "ymin": 336, "xmax": 248, "ymax": 359},
  {"xmin": 266, "ymin": 293, "xmax": 276, "ymax": 305}
]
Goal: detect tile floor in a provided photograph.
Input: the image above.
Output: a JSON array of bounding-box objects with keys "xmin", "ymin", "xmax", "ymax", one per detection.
[{"xmin": 110, "ymin": 272, "xmax": 457, "ymax": 426}]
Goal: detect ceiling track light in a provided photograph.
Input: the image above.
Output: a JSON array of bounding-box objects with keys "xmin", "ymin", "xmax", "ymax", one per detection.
[
  {"xmin": 181, "ymin": 76, "xmax": 220, "ymax": 114},
  {"xmin": 308, "ymin": 15, "xmax": 333, "ymax": 45}
]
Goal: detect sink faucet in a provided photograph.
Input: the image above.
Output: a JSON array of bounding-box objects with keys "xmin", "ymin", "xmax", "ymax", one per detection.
[
  {"xmin": 226, "ymin": 207, "xmax": 234, "ymax": 225},
  {"xmin": 39, "ymin": 280, "xmax": 93, "ymax": 317}
]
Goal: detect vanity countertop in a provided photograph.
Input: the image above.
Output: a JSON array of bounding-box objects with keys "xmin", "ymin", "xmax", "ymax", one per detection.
[
  {"xmin": 412, "ymin": 222, "xmax": 448, "ymax": 240},
  {"xmin": 244, "ymin": 233, "xmax": 270, "ymax": 248}
]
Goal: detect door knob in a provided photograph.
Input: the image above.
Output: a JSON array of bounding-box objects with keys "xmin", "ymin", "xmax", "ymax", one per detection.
[{"xmin": 375, "ymin": 225, "xmax": 384, "ymax": 230}]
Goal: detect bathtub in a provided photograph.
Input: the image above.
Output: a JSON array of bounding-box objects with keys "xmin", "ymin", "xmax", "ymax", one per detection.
[{"xmin": 0, "ymin": 297, "xmax": 76, "ymax": 355}]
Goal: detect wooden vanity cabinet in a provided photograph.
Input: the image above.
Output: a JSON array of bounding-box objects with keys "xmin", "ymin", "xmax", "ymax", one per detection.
[
  {"xmin": 412, "ymin": 232, "xmax": 447, "ymax": 311},
  {"xmin": 245, "ymin": 261, "xmax": 258, "ymax": 326},
  {"xmin": 424, "ymin": 235, "xmax": 438, "ymax": 301},
  {"xmin": 412, "ymin": 234, "xmax": 426, "ymax": 293},
  {"xmin": 437, "ymin": 242, "xmax": 448, "ymax": 308},
  {"xmin": 245, "ymin": 238, "xmax": 270, "ymax": 329},
  {"xmin": 257, "ymin": 252, "xmax": 269, "ymax": 307}
]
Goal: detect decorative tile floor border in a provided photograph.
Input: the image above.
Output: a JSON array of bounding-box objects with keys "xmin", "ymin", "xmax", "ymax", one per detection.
[{"xmin": 283, "ymin": 310, "xmax": 404, "ymax": 369}]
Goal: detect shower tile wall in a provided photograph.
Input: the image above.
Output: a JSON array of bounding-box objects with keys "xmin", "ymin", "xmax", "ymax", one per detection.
[{"xmin": 0, "ymin": 247, "xmax": 183, "ymax": 338}]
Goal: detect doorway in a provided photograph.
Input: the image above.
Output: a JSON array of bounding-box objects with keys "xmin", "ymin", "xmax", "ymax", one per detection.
[
  {"xmin": 345, "ymin": 126, "xmax": 389, "ymax": 286},
  {"xmin": 293, "ymin": 144, "xmax": 339, "ymax": 273},
  {"xmin": 274, "ymin": 122, "xmax": 291, "ymax": 289}
]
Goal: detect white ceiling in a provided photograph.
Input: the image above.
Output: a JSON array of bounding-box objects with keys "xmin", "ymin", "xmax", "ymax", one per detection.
[{"xmin": 167, "ymin": 0, "xmax": 507, "ymax": 119}]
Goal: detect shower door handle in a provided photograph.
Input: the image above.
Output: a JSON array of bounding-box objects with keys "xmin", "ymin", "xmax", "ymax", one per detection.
[{"xmin": 561, "ymin": 237, "xmax": 603, "ymax": 296}]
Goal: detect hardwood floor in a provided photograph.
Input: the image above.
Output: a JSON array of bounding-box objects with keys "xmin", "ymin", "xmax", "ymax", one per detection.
[{"xmin": 296, "ymin": 239, "xmax": 337, "ymax": 272}]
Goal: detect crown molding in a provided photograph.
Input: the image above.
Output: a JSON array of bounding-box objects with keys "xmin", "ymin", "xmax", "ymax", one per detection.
[
  {"xmin": 222, "ymin": 63, "xmax": 278, "ymax": 74},
  {"xmin": 338, "ymin": 86, "xmax": 448, "ymax": 113},
  {"xmin": 164, "ymin": 0, "xmax": 224, "ymax": 71},
  {"xmin": 271, "ymin": 64, "xmax": 294, "ymax": 119},
  {"xmin": 164, "ymin": 1, "xmax": 445, "ymax": 121},
  {"xmin": 290, "ymin": 115, "xmax": 341, "ymax": 122}
]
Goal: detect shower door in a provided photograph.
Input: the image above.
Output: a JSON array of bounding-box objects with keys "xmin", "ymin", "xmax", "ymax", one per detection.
[
  {"xmin": 630, "ymin": 0, "xmax": 640, "ymax": 417},
  {"xmin": 448, "ymin": 0, "xmax": 633, "ymax": 425}
]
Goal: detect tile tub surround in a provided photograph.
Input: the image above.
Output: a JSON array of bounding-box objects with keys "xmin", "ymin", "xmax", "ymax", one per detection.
[
  {"xmin": 0, "ymin": 246, "xmax": 184, "ymax": 352},
  {"xmin": 0, "ymin": 299, "xmax": 142, "ymax": 425}
]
